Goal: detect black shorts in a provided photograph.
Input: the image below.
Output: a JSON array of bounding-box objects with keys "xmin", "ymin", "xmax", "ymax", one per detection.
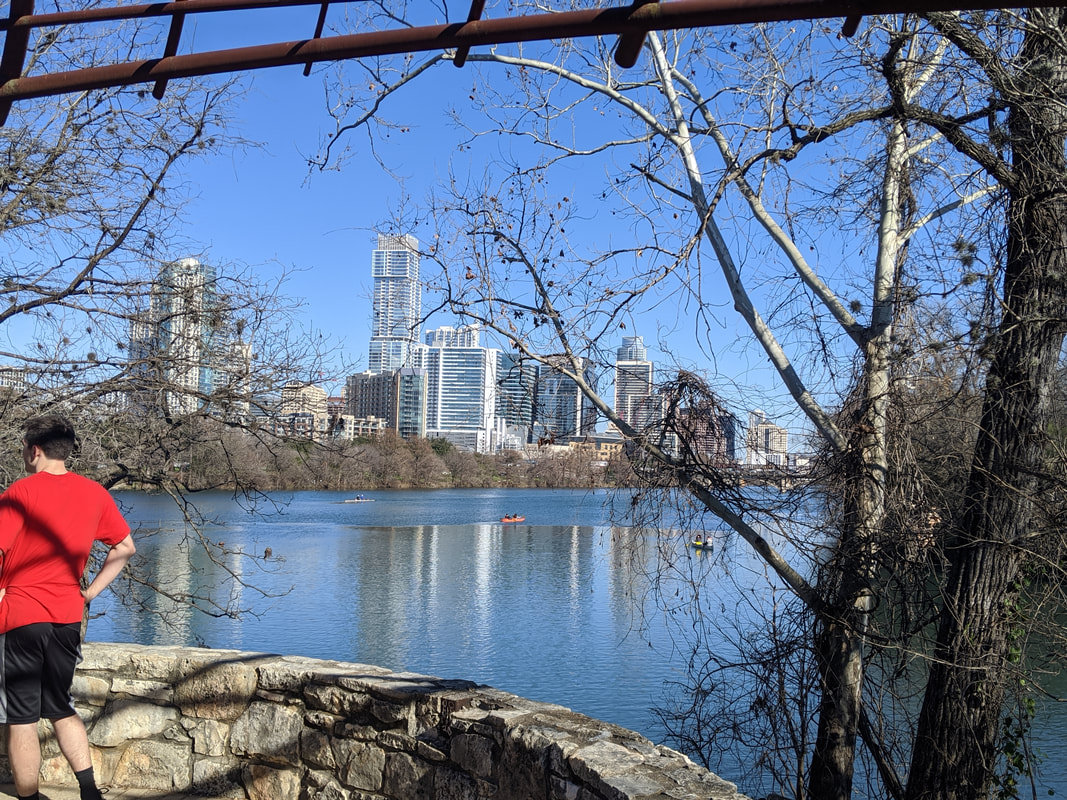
[{"xmin": 0, "ymin": 621, "xmax": 81, "ymax": 725}]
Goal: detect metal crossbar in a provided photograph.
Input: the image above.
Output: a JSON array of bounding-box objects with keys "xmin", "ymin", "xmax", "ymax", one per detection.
[{"xmin": 0, "ymin": 0, "xmax": 1059, "ymax": 125}]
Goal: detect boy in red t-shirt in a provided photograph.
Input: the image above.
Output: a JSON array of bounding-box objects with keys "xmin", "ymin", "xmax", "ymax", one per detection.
[{"xmin": 0, "ymin": 416, "xmax": 136, "ymax": 800}]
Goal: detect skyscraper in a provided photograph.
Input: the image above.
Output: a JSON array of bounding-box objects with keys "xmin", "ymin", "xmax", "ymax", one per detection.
[
  {"xmin": 422, "ymin": 325, "xmax": 501, "ymax": 453},
  {"xmin": 614, "ymin": 335, "xmax": 655, "ymax": 430},
  {"xmin": 533, "ymin": 358, "xmax": 597, "ymax": 442},
  {"xmin": 677, "ymin": 404, "xmax": 738, "ymax": 465},
  {"xmin": 130, "ymin": 258, "xmax": 248, "ymax": 417},
  {"xmin": 496, "ymin": 352, "xmax": 537, "ymax": 447},
  {"xmin": 345, "ymin": 368, "xmax": 427, "ymax": 440},
  {"xmin": 746, "ymin": 409, "xmax": 789, "ymax": 466},
  {"xmin": 424, "ymin": 325, "xmax": 480, "ymax": 348},
  {"xmin": 368, "ymin": 233, "xmax": 422, "ymax": 372},
  {"xmin": 394, "ymin": 367, "xmax": 428, "ymax": 440}
]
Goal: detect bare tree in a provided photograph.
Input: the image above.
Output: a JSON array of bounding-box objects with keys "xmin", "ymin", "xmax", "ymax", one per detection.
[
  {"xmin": 314, "ymin": 6, "xmax": 1065, "ymax": 800},
  {"xmin": 0, "ymin": 20, "xmax": 336, "ymax": 623}
]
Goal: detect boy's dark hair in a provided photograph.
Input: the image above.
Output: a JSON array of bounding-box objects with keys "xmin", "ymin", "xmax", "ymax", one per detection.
[{"xmin": 23, "ymin": 415, "xmax": 77, "ymax": 461}]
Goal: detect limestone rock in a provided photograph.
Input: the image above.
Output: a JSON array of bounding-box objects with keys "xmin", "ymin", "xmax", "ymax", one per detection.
[
  {"xmin": 113, "ymin": 740, "xmax": 190, "ymax": 790},
  {"xmin": 72, "ymin": 675, "xmax": 110, "ymax": 707},
  {"xmin": 189, "ymin": 718, "xmax": 229, "ymax": 757},
  {"xmin": 450, "ymin": 732, "xmax": 495, "ymax": 779},
  {"xmin": 89, "ymin": 698, "xmax": 181, "ymax": 747},
  {"xmin": 335, "ymin": 740, "xmax": 385, "ymax": 791},
  {"xmin": 230, "ymin": 701, "xmax": 304, "ymax": 765},
  {"xmin": 302, "ymin": 726, "xmax": 337, "ymax": 770},
  {"xmin": 191, "ymin": 757, "xmax": 245, "ymax": 799},
  {"xmin": 382, "ymin": 751, "xmax": 433, "ymax": 800},
  {"xmin": 243, "ymin": 763, "xmax": 302, "ymax": 800},
  {"xmin": 174, "ymin": 657, "xmax": 260, "ymax": 720}
]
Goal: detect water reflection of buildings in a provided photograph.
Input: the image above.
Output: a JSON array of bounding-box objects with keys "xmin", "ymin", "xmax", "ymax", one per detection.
[
  {"xmin": 113, "ymin": 524, "xmax": 246, "ymax": 648},
  {"xmin": 348, "ymin": 522, "xmax": 614, "ymax": 678}
]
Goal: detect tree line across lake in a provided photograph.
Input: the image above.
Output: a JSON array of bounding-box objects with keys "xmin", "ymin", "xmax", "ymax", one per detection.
[
  {"xmin": 175, "ymin": 429, "xmax": 640, "ymax": 492},
  {"xmin": 0, "ymin": 415, "xmax": 636, "ymax": 493}
]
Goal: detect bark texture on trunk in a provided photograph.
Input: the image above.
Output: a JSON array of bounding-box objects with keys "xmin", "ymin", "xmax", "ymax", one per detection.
[
  {"xmin": 905, "ymin": 10, "xmax": 1067, "ymax": 799},
  {"xmin": 809, "ymin": 616, "xmax": 864, "ymax": 800},
  {"xmin": 807, "ymin": 116, "xmax": 905, "ymax": 800}
]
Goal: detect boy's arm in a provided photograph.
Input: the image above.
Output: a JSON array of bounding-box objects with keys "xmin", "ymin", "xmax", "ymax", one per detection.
[{"xmin": 82, "ymin": 534, "xmax": 136, "ymax": 603}]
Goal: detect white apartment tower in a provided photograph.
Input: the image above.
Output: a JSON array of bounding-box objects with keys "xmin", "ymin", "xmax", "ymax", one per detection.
[
  {"xmin": 422, "ymin": 324, "xmax": 501, "ymax": 453},
  {"xmin": 280, "ymin": 382, "xmax": 328, "ymax": 417},
  {"xmin": 368, "ymin": 233, "xmax": 422, "ymax": 372},
  {"xmin": 746, "ymin": 409, "xmax": 789, "ymax": 466},
  {"xmin": 130, "ymin": 258, "xmax": 250, "ymax": 418},
  {"xmin": 131, "ymin": 259, "xmax": 209, "ymax": 416}
]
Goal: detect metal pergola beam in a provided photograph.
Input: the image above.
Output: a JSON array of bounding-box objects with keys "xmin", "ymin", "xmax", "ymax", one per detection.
[{"xmin": 0, "ymin": 0, "xmax": 1054, "ymax": 124}]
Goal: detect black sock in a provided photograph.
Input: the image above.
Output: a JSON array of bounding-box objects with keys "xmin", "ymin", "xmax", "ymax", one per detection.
[
  {"xmin": 17, "ymin": 793, "xmax": 40, "ymax": 800},
  {"xmin": 75, "ymin": 766, "xmax": 102, "ymax": 800}
]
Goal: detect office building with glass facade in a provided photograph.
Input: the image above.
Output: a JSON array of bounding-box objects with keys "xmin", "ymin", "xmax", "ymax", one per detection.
[
  {"xmin": 422, "ymin": 326, "xmax": 501, "ymax": 453},
  {"xmin": 368, "ymin": 233, "xmax": 422, "ymax": 372}
]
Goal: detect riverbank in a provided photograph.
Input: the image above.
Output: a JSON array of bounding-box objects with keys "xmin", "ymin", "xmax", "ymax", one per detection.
[{"xmin": 115, "ymin": 435, "xmax": 640, "ymax": 493}]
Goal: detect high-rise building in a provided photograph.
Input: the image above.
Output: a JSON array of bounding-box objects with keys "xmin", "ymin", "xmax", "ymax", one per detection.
[
  {"xmin": 0, "ymin": 365, "xmax": 29, "ymax": 395},
  {"xmin": 616, "ymin": 335, "xmax": 648, "ymax": 362},
  {"xmin": 614, "ymin": 335, "xmax": 656, "ymax": 430},
  {"xmin": 677, "ymin": 404, "xmax": 738, "ymax": 465},
  {"xmin": 746, "ymin": 409, "xmax": 789, "ymax": 466},
  {"xmin": 424, "ymin": 325, "xmax": 480, "ymax": 348},
  {"xmin": 395, "ymin": 368, "xmax": 428, "ymax": 440},
  {"xmin": 280, "ymin": 382, "xmax": 328, "ymax": 416},
  {"xmin": 496, "ymin": 353, "xmax": 537, "ymax": 447},
  {"xmin": 423, "ymin": 325, "xmax": 501, "ymax": 452},
  {"xmin": 130, "ymin": 258, "xmax": 249, "ymax": 417},
  {"xmin": 346, "ymin": 370, "xmax": 395, "ymax": 421},
  {"xmin": 275, "ymin": 382, "xmax": 331, "ymax": 441},
  {"xmin": 346, "ymin": 368, "xmax": 427, "ymax": 439},
  {"xmin": 532, "ymin": 358, "xmax": 597, "ymax": 443},
  {"xmin": 368, "ymin": 233, "xmax": 422, "ymax": 372}
]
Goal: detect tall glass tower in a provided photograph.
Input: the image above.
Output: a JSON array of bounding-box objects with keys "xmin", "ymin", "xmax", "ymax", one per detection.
[
  {"xmin": 129, "ymin": 258, "xmax": 251, "ymax": 419},
  {"xmin": 533, "ymin": 358, "xmax": 597, "ymax": 441},
  {"xmin": 422, "ymin": 324, "xmax": 500, "ymax": 453},
  {"xmin": 615, "ymin": 335, "xmax": 655, "ymax": 429},
  {"xmin": 368, "ymin": 233, "xmax": 421, "ymax": 372}
]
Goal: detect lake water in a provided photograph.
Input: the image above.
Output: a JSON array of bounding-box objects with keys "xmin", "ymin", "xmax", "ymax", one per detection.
[
  {"xmin": 96, "ymin": 489, "xmax": 678, "ymax": 736},
  {"xmin": 88, "ymin": 488, "xmax": 1065, "ymax": 799}
]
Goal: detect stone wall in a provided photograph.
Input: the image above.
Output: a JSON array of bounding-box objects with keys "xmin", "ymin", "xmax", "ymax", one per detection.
[{"xmin": 1, "ymin": 643, "xmax": 748, "ymax": 800}]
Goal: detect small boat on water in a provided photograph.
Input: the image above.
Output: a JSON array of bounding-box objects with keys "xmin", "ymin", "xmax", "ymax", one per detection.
[
  {"xmin": 501, "ymin": 515, "xmax": 525, "ymax": 523},
  {"xmin": 690, "ymin": 539, "xmax": 711, "ymax": 549},
  {"xmin": 343, "ymin": 497, "xmax": 374, "ymax": 504}
]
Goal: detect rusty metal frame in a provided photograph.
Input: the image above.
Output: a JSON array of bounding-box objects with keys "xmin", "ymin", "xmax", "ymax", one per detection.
[{"xmin": 0, "ymin": 0, "xmax": 1058, "ymax": 125}]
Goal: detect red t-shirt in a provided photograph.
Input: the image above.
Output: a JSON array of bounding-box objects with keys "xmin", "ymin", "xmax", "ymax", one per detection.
[{"xmin": 0, "ymin": 471, "xmax": 130, "ymax": 633}]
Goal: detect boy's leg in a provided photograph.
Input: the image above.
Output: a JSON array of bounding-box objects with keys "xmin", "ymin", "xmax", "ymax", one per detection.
[
  {"xmin": 54, "ymin": 715, "xmax": 103, "ymax": 799},
  {"xmin": 46, "ymin": 626, "xmax": 102, "ymax": 799},
  {"xmin": 7, "ymin": 722, "xmax": 42, "ymax": 798},
  {"xmin": 2, "ymin": 625, "xmax": 49, "ymax": 798},
  {"xmin": 53, "ymin": 713, "xmax": 92, "ymax": 772}
]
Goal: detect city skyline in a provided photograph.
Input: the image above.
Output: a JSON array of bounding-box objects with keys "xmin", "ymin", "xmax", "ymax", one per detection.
[
  {"xmin": 0, "ymin": 244, "xmax": 793, "ymax": 466},
  {"xmin": 0, "ymin": 59, "xmax": 788, "ymax": 435},
  {"xmin": 132, "ymin": 19, "xmax": 781, "ymax": 416},
  {"xmin": 328, "ymin": 237, "xmax": 790, "ymax": 460},
  {"xmin": 111, "ymin": 241, "xmax": 793, "ymax": 461}
]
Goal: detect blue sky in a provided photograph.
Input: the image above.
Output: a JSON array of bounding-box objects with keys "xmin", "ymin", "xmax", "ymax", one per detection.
[{"xmin": 152, "ymin": 10, "xmax": 794, "ymax": 426}]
